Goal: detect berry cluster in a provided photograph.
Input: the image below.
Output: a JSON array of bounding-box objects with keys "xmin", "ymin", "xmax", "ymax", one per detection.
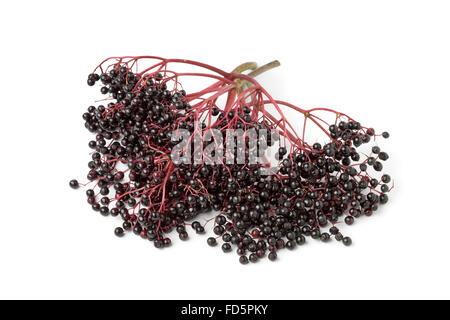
[{"xmin": 71, "ymin": 57, "xmax": 393, "ymax": 264}]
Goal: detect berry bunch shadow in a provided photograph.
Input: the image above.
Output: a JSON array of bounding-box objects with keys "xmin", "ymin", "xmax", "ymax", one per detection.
[{"xmin": 70, "ymin": 56, "xmax": 393, "ymax": 264}]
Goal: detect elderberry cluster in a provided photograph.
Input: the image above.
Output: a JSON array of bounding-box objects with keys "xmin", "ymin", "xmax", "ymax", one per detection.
[{"xmin": 71, "ymin": 64, "xmax": 393, "ymax": 264}]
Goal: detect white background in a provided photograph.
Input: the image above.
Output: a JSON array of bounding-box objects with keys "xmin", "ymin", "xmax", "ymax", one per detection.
[{"xmin": 1, "ymin": 0, "xmax": 449, "ymax": 300}]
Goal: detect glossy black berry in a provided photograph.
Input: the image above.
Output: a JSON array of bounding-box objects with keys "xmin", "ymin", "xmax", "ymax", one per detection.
[
  {"xmin": 207, "ymin": 237, "xmax": 217, "ymax": 246},
  {"xmin": 343, "ymin": 237, "xmax": 352, "ymax": 246},
  {"xmin": 345, "ymin": 216, "xmax": 354, "ymax": 225},
  {"xmin": 239, "ymin": 256, "xmax": 249, "ymax": 265},
  {"xmin": 114, "ymin": 227, "xmax": 124, "ymax": 237},
  {"xmin": 268, "ymin": 252, "xmax": 277, "ymax": 261},
  {"xmin": 179, "ymin": 231, "xmax": 189, "ymax": 240},
  {"xmin": 249, "ymin": 253, "xmax": 258, "ymax": 263},
  {"xmin": 69, "ymin": 179, "xmax": 79, "ymax": 189},
  {"xmin": 222, "ymin": 243, "xmax": 232, "ymax": 253}
]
